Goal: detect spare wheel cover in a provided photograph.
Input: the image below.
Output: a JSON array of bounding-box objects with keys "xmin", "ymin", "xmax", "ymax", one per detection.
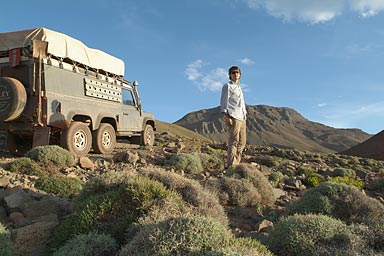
[{"xmin": 0, "ymin": 77, "xmax": 27, "ymax": 122}]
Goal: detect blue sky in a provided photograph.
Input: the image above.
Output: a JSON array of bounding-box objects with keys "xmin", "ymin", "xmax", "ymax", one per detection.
[{"xmin": 2, "ymin": 0, "xmax": 384, "ymax": 134}]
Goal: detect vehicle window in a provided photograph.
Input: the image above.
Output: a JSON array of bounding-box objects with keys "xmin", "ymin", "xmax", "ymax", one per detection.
[{"xmin": 122, "ymin": 88, "xmax": 136, "ymax": 106}]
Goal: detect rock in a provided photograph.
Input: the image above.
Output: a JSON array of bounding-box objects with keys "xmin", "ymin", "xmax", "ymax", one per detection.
[
  {"xmin": 12, "ymin": 221, "xmax": 59, "ymax": 256},
  {"xmin": 21, "ymin": 199, "xmax": 62, "ymax": 222},
  {"xmin": 9, "ymin": 212, "xmax": 28, "ymax": 228},
  {"xmin": 79, "ymin": 156, "xmax": 95, "ymax": 170},
  {"xmin": 0, "ymin": 205, "xmax": 7, "ymax": 222},
  {"xmin": 0, "ymin": 176, "xmax": 10, "ymax": 187},
  {"xmin": 113, "ymin": 151, "xmax": 139, "ymax": 164},
  {"xmin": 4, "ymin": 190, "xmax": 34, "ymax": 212},
  {"xmin": 256, "ymin": 219, "xmax": 274, "ymax": 233}
]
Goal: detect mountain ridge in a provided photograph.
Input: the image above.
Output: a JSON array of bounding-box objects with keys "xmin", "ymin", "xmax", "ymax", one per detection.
[{"xmin": 174, "ymin": 105, "xmax": 371, "ymax": 153}]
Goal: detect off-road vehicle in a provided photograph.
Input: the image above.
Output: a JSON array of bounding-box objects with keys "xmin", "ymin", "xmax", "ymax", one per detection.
[{"xmin": 0, "ymin": 27, "xmax": 155, "ymax": 156}]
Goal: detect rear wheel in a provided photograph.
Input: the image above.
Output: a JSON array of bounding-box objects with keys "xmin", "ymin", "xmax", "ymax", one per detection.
[
  {"xmin": 6, "ymin": 132, "xmax": 32, "ymax": 156},
  {"xmin": 92, "ymin": 123, "xmax": 116, "ymax": 154},
  {"xmin": 61, "ymin": 122, "xmax": 92, "ymax": 156}
]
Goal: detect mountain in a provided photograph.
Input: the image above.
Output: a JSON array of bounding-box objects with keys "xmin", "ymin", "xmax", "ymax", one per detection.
[
  {"xmin": 341, "ymin": 130, "xmax": 384, "ymax": 160},
  {"xmin": 174, "ymin": 105, "xmax": 371, "ymax": 153}
]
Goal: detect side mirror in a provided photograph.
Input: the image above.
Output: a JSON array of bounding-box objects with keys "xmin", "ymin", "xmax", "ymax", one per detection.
[{"xmin": 133, "ymin": 81, "xmax": 139, "ymax": 87}]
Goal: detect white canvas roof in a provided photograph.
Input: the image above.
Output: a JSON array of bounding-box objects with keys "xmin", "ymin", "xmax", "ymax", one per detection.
[{"xmin": 0, "ymin": 27, "xmax": 125, "ymax": 76}]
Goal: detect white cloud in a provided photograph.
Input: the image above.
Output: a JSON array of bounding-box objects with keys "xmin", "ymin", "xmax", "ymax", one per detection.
[
  {"xmin": 350, "ymin": 0, "xmax": 384, "ymax": 17},
  {"xmin": 243, "ymin": 0, "xmax": 384, "ymax": 23},
  {"xmin": 185, "ymin": 59, "xmax": 205, "ymax": 81},
  {"xmin": 200, "ymin": 68, "xmax": 228, "ymax": 91},
  {"xmin": 239, "ymin": 58, "xmax": 255, "ymax": 65},
  {"xmin": 185, "ymin": 60, "xmax": 228, "ymax": 92}
]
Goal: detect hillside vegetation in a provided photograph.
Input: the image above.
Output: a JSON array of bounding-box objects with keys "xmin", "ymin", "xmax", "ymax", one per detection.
[
  {"xmin": 0, "ymin": 125, "xmax": 383, "ymax": 255},
  {"xmin": 175, "ymin": 105, "xmax": 371, "ymax": 153}
]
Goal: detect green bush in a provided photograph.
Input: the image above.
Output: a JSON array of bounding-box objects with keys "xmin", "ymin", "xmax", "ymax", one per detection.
[
  {"xmin": 328, "ymin": 176, "xmax": 364, "ymax": 188},
  {"xmin": 332, "ymin": 167, "xmax": 356, "ymax": 178},
  {"xmin": 140, "ymin": 168, "xmax": 227, "ymax": 226},
  {"xmin": 35, "ymin": 175, "xmax": 83, "ymax": 197},
  {"xmin": 200, "ymin": 153, "xmax": 224, "ymax": 171},
  {"xmin": 206, "ymin": 177, "xmax": 263, "ymax": 207},
  {"xmin": 226, "ymin": 164, "xmax": 276, "ymax": 207},
  {"xmin": 6, "ymin": 157, "xmax": 43, "ymax": 176},
  {"xmin": 268, "ymin": 214, "xmax": 373, "ymax": 256},
  {"xmin": 25, "ymin": 145, "xmax": 76, "ymax": 166},
  {"xmin": 52, "ymin": 231, "xmax": 118, "ymax": 256},
  {"xmin": 296, "ymin": 166, "xmax": 315, "ymax": 177},
  {"xmin": 48, "ymin": 174, "xmax": 178, "ymax": 251},
  {"xmin": 0, "ymin": 223, "xmax": 13, "ymax": 256},
  {"xmin": 367, "ymin": 177, "xmax": 384, "ymax": 193},
  {"xmin": 268, "ymin": 171, "xmax": 284, "ymax": 186},
  {"xmin": 305, "ymin": 173, "xmax": 325, "ymax": 187},
  {"xmin": 218, "ymin": 237, "xmax": 273, "ymax": 256},
  {"xmin": 289, "ymin": 182, "xmax": 384, "ymax": 225},
  {"xmin": 167, "ymin": 153, "xmax": 203, "ymax": 174},
  {"xmin": 120, "ymin": 216, "xmax": 229, "ymax": 256}
]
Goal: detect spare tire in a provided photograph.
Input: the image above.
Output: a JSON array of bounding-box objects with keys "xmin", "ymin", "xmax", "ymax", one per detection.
[{"xmin": 0, "ymin": 77, "xmax": 27, "ymax": 122}]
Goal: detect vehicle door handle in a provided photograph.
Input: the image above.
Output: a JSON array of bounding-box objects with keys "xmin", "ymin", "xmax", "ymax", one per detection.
[{"xmin": 123, "ymin": 112, "xmax": 129, "ymax": 115}]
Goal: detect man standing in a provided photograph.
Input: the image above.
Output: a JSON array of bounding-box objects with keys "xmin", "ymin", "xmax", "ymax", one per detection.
[{"xmin": 220, "ymin": 66, "xmax": 247, "ymax": 167}]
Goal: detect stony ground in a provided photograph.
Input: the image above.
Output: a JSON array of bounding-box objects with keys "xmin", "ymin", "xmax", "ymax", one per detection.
[{"xmin": 0, "ymin": 131, "xmax": 383, "ymax": 255}]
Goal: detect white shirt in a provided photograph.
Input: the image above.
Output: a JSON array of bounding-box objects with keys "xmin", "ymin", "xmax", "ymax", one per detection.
[{"xmin": 220, "ymin": 81, "xmax": 247, "ymax": 121}]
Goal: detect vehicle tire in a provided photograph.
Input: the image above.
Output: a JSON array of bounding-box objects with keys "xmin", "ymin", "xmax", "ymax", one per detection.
[
  {"xmin": 142, "ymin": 124, "xmax": 155, "ymax": 146},
  {"xmin": 92, "ymin": 123, "xmax": 116, "ymax": 154},
  {"xmin": 0, "ymin": 77, "xmax": 27, "ymax": 122},
  {"xmin": 61, "ymin": 122, "xmax": 92, "ymax": 156},
  {"xmin": 6, "ymin": 132, "xmax": 32, "ymax": 156}
]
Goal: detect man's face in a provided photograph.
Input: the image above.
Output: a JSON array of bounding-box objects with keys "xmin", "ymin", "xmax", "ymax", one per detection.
[{"xmin": 230, "ymin": 70, "xmax": 241, "ymax": 81}]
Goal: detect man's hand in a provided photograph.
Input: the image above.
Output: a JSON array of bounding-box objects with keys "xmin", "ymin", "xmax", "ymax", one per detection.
[{"xmin": 224, "ymin": 113, "xmax": 233, "ymax": 126}]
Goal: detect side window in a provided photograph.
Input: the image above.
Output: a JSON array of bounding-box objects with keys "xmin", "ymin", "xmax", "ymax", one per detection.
[{"xmin": 122, "ymin": 88, "xmax": 135, "ymax": 106}]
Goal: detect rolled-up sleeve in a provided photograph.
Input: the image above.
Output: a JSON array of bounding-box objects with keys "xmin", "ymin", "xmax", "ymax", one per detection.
[{"xmin": 220, "ymin": 84, "xmax": 229, "ymax": 114}]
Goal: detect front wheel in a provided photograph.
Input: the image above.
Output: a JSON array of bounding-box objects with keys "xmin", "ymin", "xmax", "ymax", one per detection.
[
  {"xmin": 92, "ymin": 123, "xmax": 116, "ymax": 154},
  {"xmin": 61, "ymin": 122, "xmax": 92, "ymax": 156},
  {"xmin": 142, "ymin": 124, "xmax": 155, "ymax": 146}
]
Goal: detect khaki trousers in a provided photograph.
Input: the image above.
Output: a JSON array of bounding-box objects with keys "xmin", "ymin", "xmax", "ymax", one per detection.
[{"xmin": 227, "ymin": 118, "xmax": 246, "ymax": 166}]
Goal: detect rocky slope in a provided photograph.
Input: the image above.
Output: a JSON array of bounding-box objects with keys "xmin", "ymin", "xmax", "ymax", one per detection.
[
  {"xmin": 175, "ymin": 105, "xmax": 371, "ymax": 153},
  {"xmin": 341, "ymin": 130, "xmax": 384, "ymax": 160}
]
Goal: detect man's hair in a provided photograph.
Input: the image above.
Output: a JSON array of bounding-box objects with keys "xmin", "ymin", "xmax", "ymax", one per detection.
[{"xmin": 228, "ymin": 66, "xmax": 241, "ymax": 79}]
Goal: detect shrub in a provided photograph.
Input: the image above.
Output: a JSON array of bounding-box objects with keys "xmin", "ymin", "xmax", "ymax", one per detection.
[
  {"xmin": 268, "ymin": 171, "xmax": 284, "ymax": 186},
  {"xmin": 268, "ymin": 214, "xmax": 374, "ymax": 256},
  {"xmin": 25, "ymin": 145, "xmax": 76, "ymax": 166},
  {"xmin": 328, "ymin": 176, "xmax": 364, "ymax": 188},
  {"xmin": 6, "ymin": 157, "xmax": 43, "ymax": 176},
  {"xmin": 139, "ymin": 167, "xmax": 228, "ymax": 226},
  {"xmin": 0, "ymin": 223, "xmax": 13, "ymax": 256},
  {"xmin": 52, "ymin": 231, "xmax": 118, "ymax": 256},
  {"xmin": 119, "ymin": 216, "xmax": 229, "ymax": 256},
  {"xmin": 296, "ymin": 166, "xmax": 315, "ymax": 177},
  {"xmin": 48, "ymin": 174, "xmax": 178, "ymax": 251},
  {"xmin": 367, "ymin": 177, "xmax": 384, "ymax": 193},
  {"xmin": 206, "ymin": 177, "xmax": 262, "ymax": 207},
  {"xmin": 289, "ymin": 182, "xmax": 384, "ymax": 225},
  {"xmin": 332, "ymin": 167, "xmax": 356, "ymax": 178},
  {"xmin": 305, "ymin": 173, "xmax": 325, "ymax": 187},
  {"xmin": 35, "ymin": 175, "xmax": 83, "ymax": 197},
  {"xmin": 167, "ymin": 153, "xmax": 203, "ymax": 174},
  {"xmin": 218, "ymin": 237, "xmax": 273, "ymax": 256},
  {"xmin": 200, "ymin": 153, "xmax": 224, "ymax": 171},
  {"xmin": 226, "ymin": 164, "xmax": 276, "ymax": 207}
]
